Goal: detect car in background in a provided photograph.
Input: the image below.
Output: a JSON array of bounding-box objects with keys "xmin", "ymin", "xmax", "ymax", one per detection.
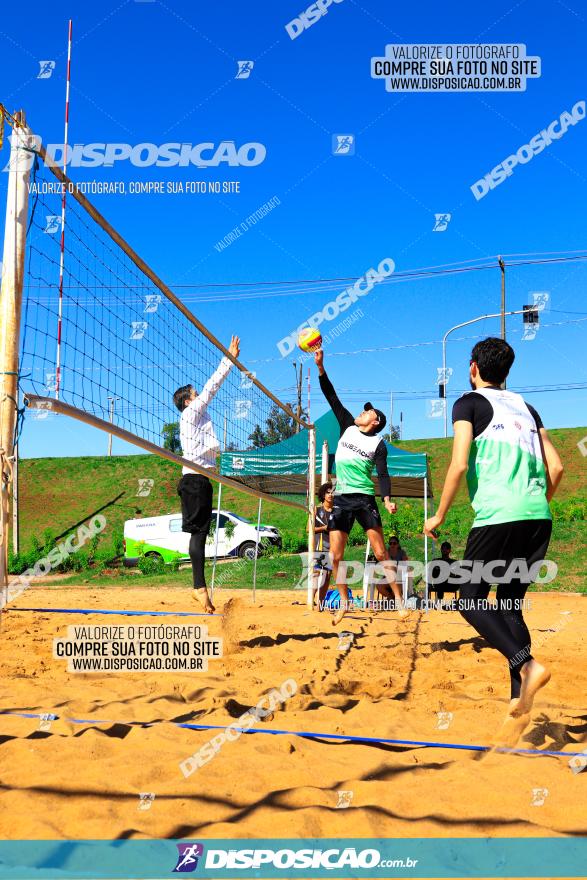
[{"xmin": 123, "ymin": 510, "xmax": 282, "ymax": 566}]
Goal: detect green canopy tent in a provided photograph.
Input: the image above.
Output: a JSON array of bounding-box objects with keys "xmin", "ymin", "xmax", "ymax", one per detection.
[{"xmin": 219, "ymin": 409, "xmax": 433, "ymax": 500}]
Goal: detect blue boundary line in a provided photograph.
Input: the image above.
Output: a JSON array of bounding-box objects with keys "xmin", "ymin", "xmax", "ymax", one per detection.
[
  {"xmin": 1, "ymin": 711, "xmax": 583, "ymax": 758},
  {"xmin": 10, "ymin": 607, "xmax": 222, "ymax": 617}
]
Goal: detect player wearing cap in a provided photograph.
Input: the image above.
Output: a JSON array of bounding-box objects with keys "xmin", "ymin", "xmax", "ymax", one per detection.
[{"xmin": 314, "ymin": 348, "xmax": 408, "ymax": 624}]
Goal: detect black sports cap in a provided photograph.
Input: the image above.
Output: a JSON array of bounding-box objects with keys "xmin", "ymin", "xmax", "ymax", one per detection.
[{"xmin": 363, "ymin": 402, "xmax": 387, "ymax": 433}]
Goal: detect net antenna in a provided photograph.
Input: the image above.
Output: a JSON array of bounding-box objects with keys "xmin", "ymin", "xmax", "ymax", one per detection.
[
  {"xmin": 55, "ymin": 18, "xmax": 73, "ymax": 399},
  {"xmin": 0, "ymin": 107, "xmax": 317, "ymax": 600}
]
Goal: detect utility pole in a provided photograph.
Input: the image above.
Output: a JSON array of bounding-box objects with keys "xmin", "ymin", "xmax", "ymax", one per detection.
[
  {"xmin": 498, "ymin": 256, "xmax": 506, "ymax": 340},
  {"xmin": 292, "ymin": 361, "xmax": 303, "ymax": 433},
  {"xmin": 498, "ymin": 256, "xmax": 506, "ymax": 388},
  {"xmin": 107, "ymin": 396, "xmax": 120, "ymax": 457},
  {"xmin": 389, "ymin": 391, "xmax": 393, "ymax": 439}
]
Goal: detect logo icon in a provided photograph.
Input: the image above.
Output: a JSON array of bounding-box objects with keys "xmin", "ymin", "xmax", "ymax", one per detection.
[
  {"xmin": 173, "ymin": 843, "xmax": 204, "ymax": 873},
  {"xmin": 236, "ymin": 61, "xmax": 254, "ymax": 79},
  {"xmin": 332, "ymin": 134, "xmax": 355, "ymax": 156},
  {"xmin": 45, "ymin": 372, "xmax": 58, "ymax": 393},
  {"xmin": 530, "ymin": 787, "xmax": 549, "ymax": 807},
  {"xmin": 337, "ymin": 631, "xmax": 354, "ymax": 652},
  {"xmin": 240, "ymin": 370, "xmax": 256, "ymax": 389},
  {"xmin": 527, "ymin": 477, "xmax": 546, "ymax": 496},
  {"xmin": 234, "ymin": 399, "xmax": 252, "ymax": 419},
  {"xmin": 436, "ymin": 367, "xmax": 453, "ymax": 385},
  {"xmin": 44, "ymin": 215, "xmax": 62, "ymax": 234},
  {"xmin": 37, "ymin": 61, "xmax": 56, "ymax": 79},
  {"xmin": 336, "ymin": 789, "xmax": 354, "ymax": 808},
  {"xmin": 136, "ymin": 478, "xmax": 155, "ymax": 497},
  {"xmin": 38, "ymin": 712, "xmax": 55, "ymax": 732},
  {"xmin": 130, "ymin": 321, "xmax": 148, "ymax": 340},
  {"xmin": 138, "ymin": 792, "xmax": 155, "ymax": 811},
  {"xmin": 427, "ymin": 399, "xmax": 446, "ymax": 419},
  {"xmin": 436, "ymin": 710, "xmax": 453, "ymax": 730},
  {"xmin": 144, "ymin": 294, "xmax": 162, "ymax": 313},
  {"xmin": 568, "ymin": 752, "xmax": 587, "ymax": 775},
  {"xmin": 433, "ymin": 213, "xmax": 451, "ymax": 232},
  {"xmin": 531, "ymin": 291, "xmax": 550, "ymax": 312}
]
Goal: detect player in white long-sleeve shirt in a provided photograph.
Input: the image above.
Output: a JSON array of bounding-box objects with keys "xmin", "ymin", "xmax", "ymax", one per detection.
[{"xmin": 173, "ymin": 335, "xmax": 240, "ymax": 613}]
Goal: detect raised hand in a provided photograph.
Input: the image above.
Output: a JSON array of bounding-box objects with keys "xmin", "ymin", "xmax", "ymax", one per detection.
[{"xmin": 228, "ymin": 335, "xmax": 240, "ymax": 359}]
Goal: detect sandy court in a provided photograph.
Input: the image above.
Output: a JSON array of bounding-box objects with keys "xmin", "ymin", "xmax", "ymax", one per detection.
[{"xmin": 0, "ymin": 586, "xmax": 585, "ymax": 842}]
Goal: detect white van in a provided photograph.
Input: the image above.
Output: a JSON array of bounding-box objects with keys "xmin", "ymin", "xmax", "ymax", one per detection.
[{"xmin": 123, "ymin": 510, "xmax": 282, "ymax": 566}]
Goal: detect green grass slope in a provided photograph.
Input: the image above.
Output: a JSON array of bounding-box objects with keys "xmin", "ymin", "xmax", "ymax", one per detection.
[{"xmin": 15, "ymin": 425, "xmax": 587, "ymax": 591}]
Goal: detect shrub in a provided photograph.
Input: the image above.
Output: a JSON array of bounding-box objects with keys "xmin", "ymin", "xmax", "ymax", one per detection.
[{"xmin": 137, "ymin": 554, "xmax": 166, "ymax": 576}]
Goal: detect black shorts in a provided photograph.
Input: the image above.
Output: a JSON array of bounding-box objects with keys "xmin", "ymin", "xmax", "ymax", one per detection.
[
  {"xmin": 328, "ymin": 493, "xmax": 382, "ymax": 534},
  {"xmin": 177, "ymin": 474, "xmax": 213, "ymax": 535},
  {"xmin": 462, "ymin": 518, "xmax": 552, "ymax": 590}
]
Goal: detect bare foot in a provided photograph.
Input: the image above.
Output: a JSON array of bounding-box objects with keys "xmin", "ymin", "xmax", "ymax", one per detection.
[
  {"xmin": 397, "ymin": 606, "xmax": 410, "ymax": 620},
  {"xmin": 193, "ymin": 588, "xmax": 215, "ymax": 614},
  {"xmin": 512, "ymin": 660, "xmax": 551, "ymax": 716},
  {"xmin": 492, "ymin": 711, "xmax": 532, "ymax": 750},
  {"xmin": 332, "ymin": 605, "xmax": 347, "ymax": 626}
]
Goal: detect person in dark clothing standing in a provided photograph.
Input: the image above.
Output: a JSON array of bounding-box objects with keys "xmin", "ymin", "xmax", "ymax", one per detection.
[
  {"xmin": 314, "ymin": 348, "xmax": 408, "ymax": 625},
  {"xmin": 311, "ymin": 481, "xmax": 334, "ymax": 610}
]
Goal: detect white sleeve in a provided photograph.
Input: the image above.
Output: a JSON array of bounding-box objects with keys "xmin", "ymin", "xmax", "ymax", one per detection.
[{"xmin": 185, "ymin": 356, "xmax": 232, "ymax": 422}]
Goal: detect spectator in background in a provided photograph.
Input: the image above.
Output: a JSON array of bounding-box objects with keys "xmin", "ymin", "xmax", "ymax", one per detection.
[
  {"xmin": 387, "ymin": 535, "xmax": 413, "ymax": 598},
  {"xmin": 311, "ymin": 482, "xmax": 334, "ymax": 610},
  {"xmin": 428, "ymin": 541, "xmax": 457, "ymax": 605},
  {"xmin": 388, "ymin": 535, "xmax": 408, "ymax": 564}
]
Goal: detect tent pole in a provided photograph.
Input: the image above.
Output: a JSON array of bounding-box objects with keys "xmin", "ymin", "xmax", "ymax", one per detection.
[
  {"xmin": 423, "ymin": 471, "xmax": 429, "ymax": 609},
  {"xmin": 307, "ymin": 426, "xmax": 317, "ymax": 608},
  {"xmin": 252, "ymin": 497, "xmax": 262, "ymax": 603},
  {"xmin": 363, "ymin": 538, "xmax": 371, "ymax": 608},
  {"xmin": 321, "ymin": 440, "xmax": 329, "ymax": 483},
  {"xmin": 210, "ymin": 484, "xmax": 222, "ymax": 598}
]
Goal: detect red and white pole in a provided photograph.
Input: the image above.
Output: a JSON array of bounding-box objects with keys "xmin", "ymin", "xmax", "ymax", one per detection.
[{"xmin": 55, "ymin": 18, "xmax": 72, "ymax": 399}]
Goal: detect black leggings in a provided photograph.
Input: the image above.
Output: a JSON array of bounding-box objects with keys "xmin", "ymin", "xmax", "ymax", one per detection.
[
  {"xmin": 177, "ymin": 474, "xmax": 213, "ymax": 589},
  {"xmin": 188, "ymin": 532, "xmax": 207, "ymax": 590},
  {"xmin": 458, "ymin": 519, "xmax": 552, "ymax": 699}
]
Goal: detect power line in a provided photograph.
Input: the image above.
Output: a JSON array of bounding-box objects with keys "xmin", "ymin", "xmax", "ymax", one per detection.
[{"xmin": 24, "ymin": 249, "xmax": 587, "ymax": 306}]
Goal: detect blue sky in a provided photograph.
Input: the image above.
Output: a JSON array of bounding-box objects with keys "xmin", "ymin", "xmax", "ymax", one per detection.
[{"xmin": 1, "ymin": 0, "xmax": 586, "ymax": 458}]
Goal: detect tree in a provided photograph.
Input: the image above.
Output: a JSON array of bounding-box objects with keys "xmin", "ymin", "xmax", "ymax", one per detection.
[
  {"xmin": 248, "ymin": 403, "xmax": 302, "ymax": 448},
  {"xmin": 162, "ymin": 421, "xmax": 181, "ymax": 453},
  {"xmin": 383, "ymin": 425, "xmax": 401, "ymax": 443},
  {"xmin": 248, "ymin": 424, "xmax": 267, "ymax": 448}
]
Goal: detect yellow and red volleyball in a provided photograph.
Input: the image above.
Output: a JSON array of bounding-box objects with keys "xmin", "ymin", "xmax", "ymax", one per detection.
[{"xmin": 298, "ymin": 327, "xmax": 322, "ymax": 353}]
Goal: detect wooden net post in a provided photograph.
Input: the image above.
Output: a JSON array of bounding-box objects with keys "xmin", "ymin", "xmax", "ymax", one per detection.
[{"xmin": 0, "ymin": 112, "xmax": 32, "ymax": 597}]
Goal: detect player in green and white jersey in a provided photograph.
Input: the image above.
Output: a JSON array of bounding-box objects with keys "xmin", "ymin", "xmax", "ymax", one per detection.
[
  {"xmin": 424, "ymin": 337, "xmax": 564, "ymax": 746},
  {"xmin": 315, "ymin": 348, "xmax": 408, "ymax": 625}
]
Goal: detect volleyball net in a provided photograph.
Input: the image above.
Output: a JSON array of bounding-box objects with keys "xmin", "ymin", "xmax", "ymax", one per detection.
[{"xmin": 1, "ymin": 114, "xmax": 315, "ymax": 518}]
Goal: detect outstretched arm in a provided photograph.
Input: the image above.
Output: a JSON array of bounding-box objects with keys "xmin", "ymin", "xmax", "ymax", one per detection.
[
  {"xmin": 188, "ymin": 335, "xmax": 240, "ymax": 419},
  {"xmin": 314, "ymin": 348, "xmax": 354, "ymax": 433}
]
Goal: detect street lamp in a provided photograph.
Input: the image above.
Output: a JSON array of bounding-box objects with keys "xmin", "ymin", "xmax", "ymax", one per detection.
[{"xmin": 441, "ymin": 308, "xmax": 529, "ymax": 438}]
